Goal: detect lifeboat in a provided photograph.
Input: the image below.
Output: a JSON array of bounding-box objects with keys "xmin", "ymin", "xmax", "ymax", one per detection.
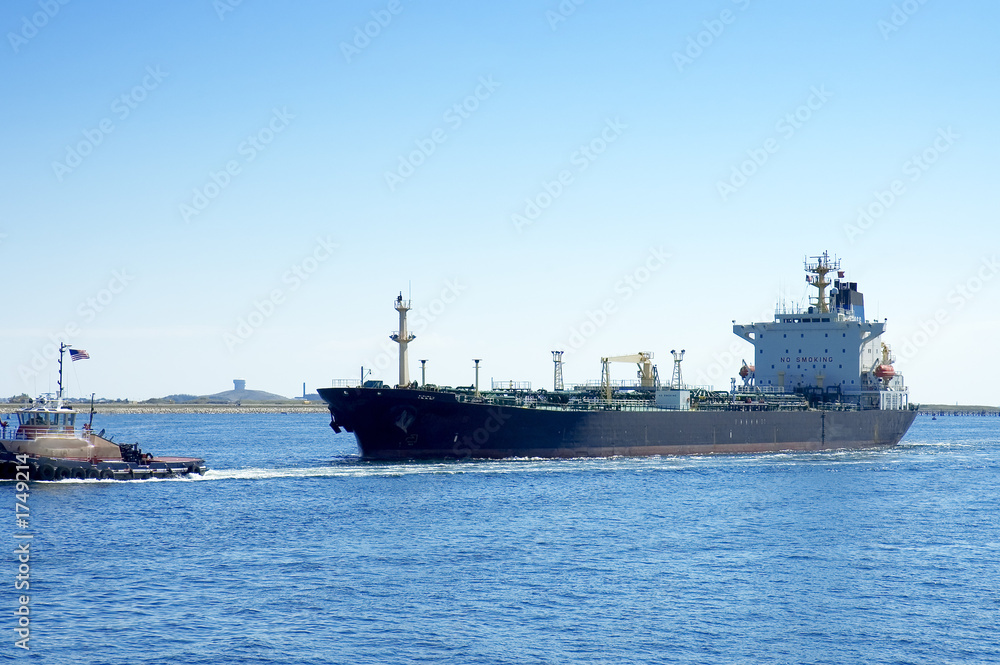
[{"xmin": 874, "ymin": 364, "xmax": 895, "ymax": 384}]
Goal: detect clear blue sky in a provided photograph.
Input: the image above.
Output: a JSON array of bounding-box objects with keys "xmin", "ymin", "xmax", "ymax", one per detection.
[{"xmin": 2, "ymin": 0, "xmax": 997, "ymax": 404}]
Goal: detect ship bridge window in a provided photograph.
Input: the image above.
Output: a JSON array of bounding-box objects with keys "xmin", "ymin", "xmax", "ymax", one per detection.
[
  {"xmin": 25, "ymin": 412, "xmax": 53, "ymax": 427},
  {"xmin": 822, "ymin": 318, "xmax": 830, "ymax": 322}
]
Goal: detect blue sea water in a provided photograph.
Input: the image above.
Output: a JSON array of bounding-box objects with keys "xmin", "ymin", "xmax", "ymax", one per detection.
[{"xmin": 4, "ymin": 413, "xmax": 1000, "ymax": 664}]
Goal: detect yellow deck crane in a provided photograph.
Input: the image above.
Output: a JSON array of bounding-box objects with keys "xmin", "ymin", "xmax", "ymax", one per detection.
[{"xmin": 600, "ymin": 352, "xmax": 656, "ymax": 401}]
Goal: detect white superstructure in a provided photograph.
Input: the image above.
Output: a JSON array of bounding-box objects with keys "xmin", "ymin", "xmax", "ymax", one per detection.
[{"xmin": 732, "ymin": 251, "xmax": 908, "ymax": 410}]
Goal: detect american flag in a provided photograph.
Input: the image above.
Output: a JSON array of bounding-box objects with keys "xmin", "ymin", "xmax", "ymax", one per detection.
[{"xmin": 69, "ymin": 349, "xmax": 90, "ymax": 361}]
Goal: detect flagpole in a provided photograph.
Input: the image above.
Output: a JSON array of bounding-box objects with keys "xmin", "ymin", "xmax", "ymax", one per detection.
[{"xmin": 58, "ymin": 343, "xmax": 67, "ymax": 400}]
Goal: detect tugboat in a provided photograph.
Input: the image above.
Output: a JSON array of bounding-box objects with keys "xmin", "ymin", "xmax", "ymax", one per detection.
[
  {"xmin": 0, "ymin": 345, "xmax": 207, "ymax": 480},
  {"xmin": 319, "ymin": 252, "xmax": 917, "ymax": 460}
]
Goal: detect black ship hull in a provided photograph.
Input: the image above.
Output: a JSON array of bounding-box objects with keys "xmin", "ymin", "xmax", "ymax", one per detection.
[{"xmin": 318, "ymin": 387, "xmax": 918, "ymax": 460}]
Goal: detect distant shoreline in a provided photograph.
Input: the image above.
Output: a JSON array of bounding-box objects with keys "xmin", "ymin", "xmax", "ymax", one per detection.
[
  {"xmin": 3, "ymin": 401, "xmax": 995, "ymax": 416},
  {"xmin": 1, "ymin": 402, "xmax": 329, "ymax": 415},
  {"xmin": 916, "ymin": 404, "xmax": 1000, "ymax": 415}
]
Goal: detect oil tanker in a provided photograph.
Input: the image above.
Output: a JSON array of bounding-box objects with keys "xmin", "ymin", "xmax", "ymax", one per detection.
[{"xmin": 319, "ymin": 252, "xmax": 916, "ymax": 460}]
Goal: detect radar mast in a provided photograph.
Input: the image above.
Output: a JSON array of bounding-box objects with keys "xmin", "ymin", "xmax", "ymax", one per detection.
[{"xmin": 804, "ymin": 251, "xmax": 841, "ymax": 314}]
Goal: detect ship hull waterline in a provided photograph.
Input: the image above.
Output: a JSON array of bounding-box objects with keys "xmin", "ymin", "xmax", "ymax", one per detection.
[{"xmin": 319, "ymin": 387, "xmax": 918, "ymax": 461}]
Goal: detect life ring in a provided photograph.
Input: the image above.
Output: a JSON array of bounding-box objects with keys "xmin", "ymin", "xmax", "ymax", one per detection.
[
  {"xmin": 54, "ymin": 466, "xmax": 70, "ymax": 480},
  {"xmin": 86, "ymin": 468, "xmax": 100, "ymax": 479},
  {"xmin": 71, "ymin": 468, "xmax": 86, "ymax": 480},
  {"xmin": 39, "ymin": 465, "xmax": 56, "ymax": 481},
  {"xmin": 99, "ymin": 469, "xmax": 114, "ymax": 480}
]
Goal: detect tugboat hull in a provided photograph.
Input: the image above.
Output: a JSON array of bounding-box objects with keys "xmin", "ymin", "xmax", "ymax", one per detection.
[{"xmin": 0, "ymin": 450, "xmax": 208, "ymax": 481}]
